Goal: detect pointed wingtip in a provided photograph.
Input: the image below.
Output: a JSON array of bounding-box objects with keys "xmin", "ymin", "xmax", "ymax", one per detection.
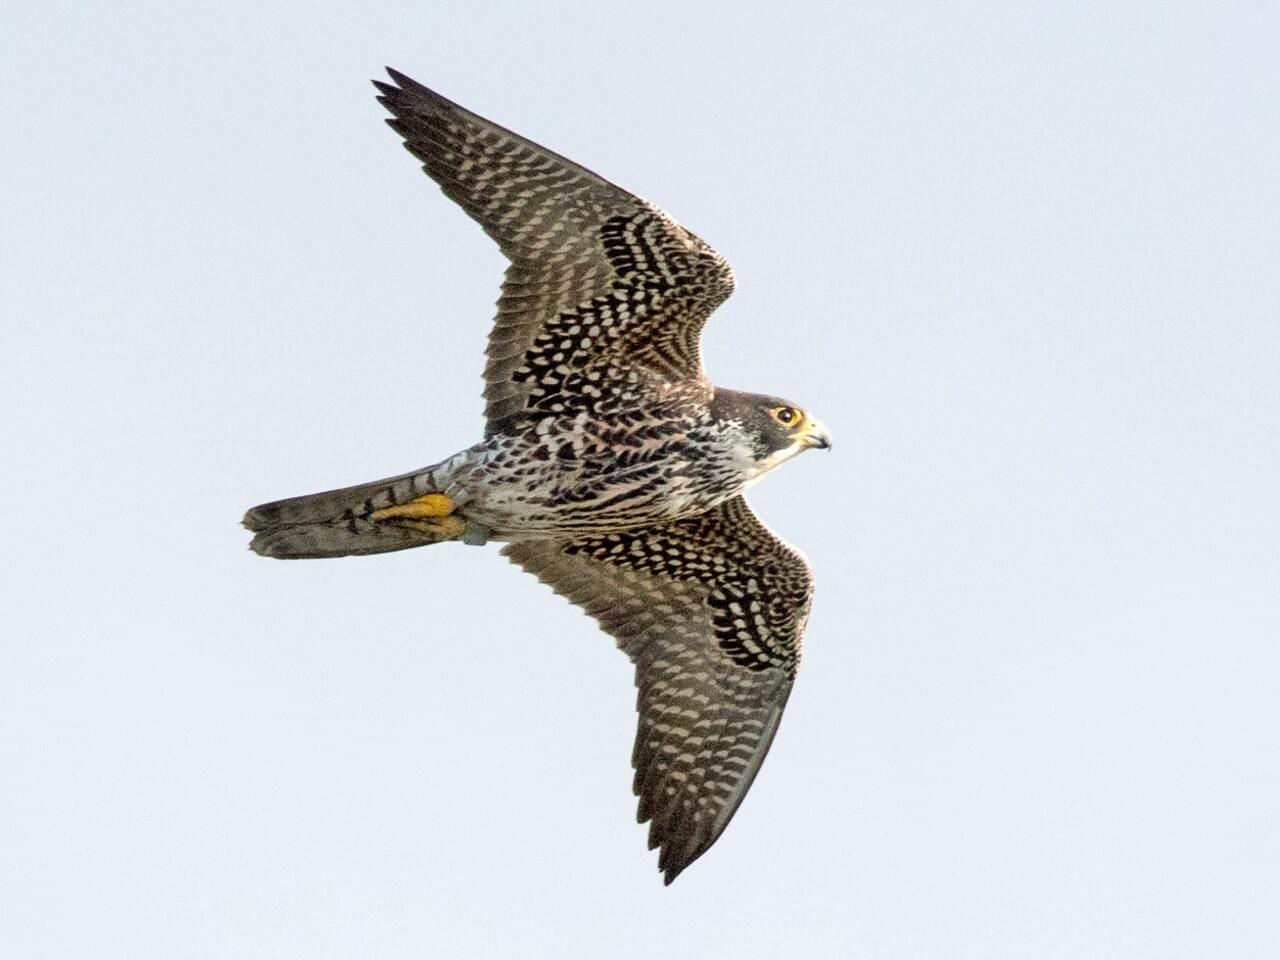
[
  {"xmin": 374, "ymin": 68, "xmax": 454, "ymax": 118},
  {"xmin": 372, "ymin": 67, "xmax": 412, "ymax": 97},
  {"xmin": 383, "ymin": 66, "xmax": 421, "ymax": 91}
]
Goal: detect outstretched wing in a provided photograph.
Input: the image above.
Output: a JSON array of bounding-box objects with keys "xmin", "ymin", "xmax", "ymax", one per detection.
[
  {"xmin": 503, "ymin": 497, "xmax": 813, "ymax": 884},
  {"xmin": 374, "ymin": 69, "xmax": 736, "ymax": 436}
]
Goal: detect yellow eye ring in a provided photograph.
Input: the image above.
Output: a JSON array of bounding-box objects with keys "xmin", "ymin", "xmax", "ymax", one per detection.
[{"xmin": 770, "ymin": 406, "xmax": 801, "ymax": 428}]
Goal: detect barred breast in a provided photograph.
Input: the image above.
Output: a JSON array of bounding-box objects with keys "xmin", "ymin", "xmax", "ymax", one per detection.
[{"xmin": 450, "ymin": 414, "xmax": 756, "ymax": 539}]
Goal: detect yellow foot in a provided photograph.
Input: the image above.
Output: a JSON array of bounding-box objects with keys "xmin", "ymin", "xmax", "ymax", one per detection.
[{"xmin": 369, "ymin": 492, "xmax": 455, "ymax": 522}]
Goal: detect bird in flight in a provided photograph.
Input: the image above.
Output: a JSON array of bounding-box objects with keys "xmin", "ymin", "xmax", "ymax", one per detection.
[{"xmin": 244, "ymin": 68, "xmax": 831, "ymax": 884}]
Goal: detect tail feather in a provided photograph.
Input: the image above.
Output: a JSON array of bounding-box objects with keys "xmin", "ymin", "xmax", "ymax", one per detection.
[
  {"xmin": 244, "ymin": 463, "xmax": 454, "ymax": 559},
  {"xmin": 243, "ymin": 466, "xmax": 440, "ymax": 530},
  {"xmin": 248, "ymin": 516, "xmax": 441, "ymax": 559}
]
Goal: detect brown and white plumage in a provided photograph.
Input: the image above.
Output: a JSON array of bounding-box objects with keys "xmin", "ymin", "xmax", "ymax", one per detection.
[
  {"xmin": 244, "ymin": 68, "xmax": 831, "ymax": 884},
  {"xmin": 374, "ymin": 69, "xmax": 735, "ymax": 433},
  {"xmin": 506, "ymin": 496, "xmax": 811, "ymax": 883}
]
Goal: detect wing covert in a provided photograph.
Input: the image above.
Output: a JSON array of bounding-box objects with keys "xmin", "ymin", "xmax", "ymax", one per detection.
[
  {"xmin": 374, "ymin": 69, "xmax": 735, "ymax": 434},
  {"xmin": 503, "ymin": 496, "xmax": 812, "ymax": 883}
]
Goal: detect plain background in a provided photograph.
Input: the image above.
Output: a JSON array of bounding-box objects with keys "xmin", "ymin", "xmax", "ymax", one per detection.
[{"xmin": 3, "ymin": 2, "xmax": 1277, "ymax": 957}]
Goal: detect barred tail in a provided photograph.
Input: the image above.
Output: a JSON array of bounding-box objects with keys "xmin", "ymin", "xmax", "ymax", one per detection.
[{"xmin": 243, "ymin": 462, "xmax": 456, "ymax": 559}]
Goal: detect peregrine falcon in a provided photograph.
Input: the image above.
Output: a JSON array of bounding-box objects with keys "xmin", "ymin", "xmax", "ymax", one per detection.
[{"xmin": 244, "ymin": 68, "xmax": 832, "ymax": 884}]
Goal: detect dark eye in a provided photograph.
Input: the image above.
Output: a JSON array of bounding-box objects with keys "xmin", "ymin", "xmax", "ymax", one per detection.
[{"xmin": 772, "ymin": 407, "xmax": 798, "ymax": 426}]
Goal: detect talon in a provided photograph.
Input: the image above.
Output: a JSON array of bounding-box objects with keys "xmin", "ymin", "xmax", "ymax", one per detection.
[{"xmin": 370, "ymin": 492, "xmax": 455, "ymax": 521}]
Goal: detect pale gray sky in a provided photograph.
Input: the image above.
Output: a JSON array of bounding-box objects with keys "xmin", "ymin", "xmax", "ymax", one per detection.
[{"xmin": 3, "ymin": 1, "xmax": 1278, "ymax": 957}]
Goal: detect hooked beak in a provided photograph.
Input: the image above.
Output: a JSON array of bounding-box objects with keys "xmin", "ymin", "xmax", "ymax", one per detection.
[{"xmin": 799, "ymin": 416, "xmax": 833, "ymax": 451}]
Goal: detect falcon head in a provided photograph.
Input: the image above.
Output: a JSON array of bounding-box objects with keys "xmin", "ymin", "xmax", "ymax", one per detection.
[{"xmin": 710, "ymin": 387, "xmax": 833, "ymax": 475}]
